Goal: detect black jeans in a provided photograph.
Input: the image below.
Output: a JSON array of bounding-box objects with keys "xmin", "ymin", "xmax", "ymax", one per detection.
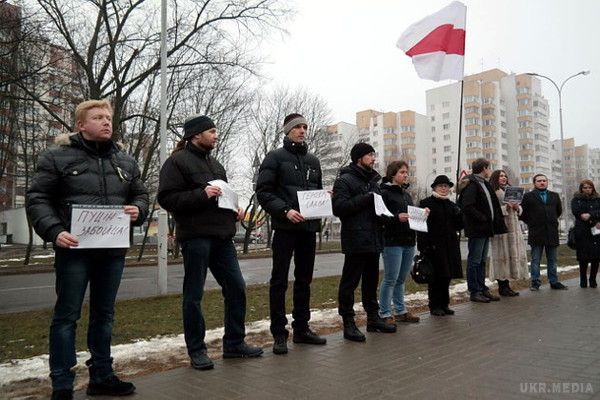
[
  {"xmin": 428, "ymin": 276, "xmax": 451, "ymax": 310},
  {"xmin": 269, "ymin": 229, "xmax": 316, "ymax": 337},
  {"xmin": 181, "ymin": 237, "xmax": 247, "ymax": 355},
  {"xmin": 338, "ymin": 252, "xmax": 380, "ymax": 317}
]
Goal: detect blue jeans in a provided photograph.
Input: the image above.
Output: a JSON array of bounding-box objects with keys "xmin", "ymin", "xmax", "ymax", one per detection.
[
  {"xmin": 530, "ymin": 245, "xmax": 558, "ymax": 286},
  {"xmin": 379, "ymin": 246, "xmax": 415, "ymax": 317},
  {"xmin": 181, "ymin": 237, "xmax": 247, "ymax": 356},
  {"xmin": 50, "ymin": 248, "xmax": 125, "ymax": 391},
  {"xmin": 467, "ymin": 237, "xmax": 490, "ymax": 295}
]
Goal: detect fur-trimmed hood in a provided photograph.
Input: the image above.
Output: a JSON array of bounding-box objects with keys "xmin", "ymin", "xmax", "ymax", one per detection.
[{"xmin": 54, "ymin": 132, "xmax": 124, "ymax": 150}]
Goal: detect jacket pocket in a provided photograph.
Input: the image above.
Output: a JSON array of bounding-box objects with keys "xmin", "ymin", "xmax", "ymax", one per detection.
[{"xmin": 62, "ymin": 160, "xmax": 89, "ymax": 177}]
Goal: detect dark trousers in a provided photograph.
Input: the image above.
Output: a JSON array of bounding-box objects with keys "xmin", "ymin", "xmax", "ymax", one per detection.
[
  {"xmin": 428, "ymin": 276, "xmax": 451, "ymax": 310},
  {"xmin": 50, "ymin": 248, "xmax": 125, "ymax": 390},
  {"xmin": 579, "ymin": 260, "xmax": 599, "ymax": 285},
  {"xmin": 338, "ymin": 252, "xmax": 380, "ymax": 317},
  {"xmin": 181, "ymin": 237, "xmax": 247, "ymax": 355},
  {"xmin": 270, "ymin": 229, "xmax": 316, "ymax": 337}
]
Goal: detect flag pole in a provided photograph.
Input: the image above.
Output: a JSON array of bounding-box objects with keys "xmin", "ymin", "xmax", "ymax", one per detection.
[{"xmin": 455, "ymin": 79, "xmax": 464, "ymax": 183}]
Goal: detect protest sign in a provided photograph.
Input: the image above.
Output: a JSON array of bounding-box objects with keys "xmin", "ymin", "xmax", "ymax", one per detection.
[
  {"xmin": 209, "ymin": 179, "xmax": 239, "ymax": 212},
  {"xmin": 373, "ymin": 193, "xmax": 393, "ymax": 217},
  {"xmin": 504, "ymin": 186, "xmax": 524, "ymax": 204},
  {"xmin": 407, "ymin": 205, "xmax": 428, "ymax": 232},
  {"xmin": 297, "ymin": 190, "xmax": 333, "ymax": 219},
  {"xmin": 70, "ymin": 205, "xmax": 130, "ymax": 248}
]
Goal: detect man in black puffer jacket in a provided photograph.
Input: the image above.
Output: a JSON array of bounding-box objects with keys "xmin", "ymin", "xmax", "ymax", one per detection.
[
  {"xmin": 26, "ymin": 100, "xmax": 148, "ymax": 400},
  {"xmin": 332, "ymin": 142, "xmax": 396, "ymax": 342},
  {"xmin": 256, "ymin": 113, "xmax": 326, "ymax": 355},
  {"xmin": 158, "ymin": 115, "xmax": 263, "ymax": 371}
]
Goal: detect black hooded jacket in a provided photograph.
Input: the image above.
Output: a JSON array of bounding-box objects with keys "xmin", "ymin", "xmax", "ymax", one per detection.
[
  {"xmin": 256, "ymin": 136, "xmax": 322, "ymax": 232},
  {"xmin": 157, "ymin": 142, "xmax": 237, "ymax": 241},
  {"xmin": 26, "ymin": 133, "xmax": 149, "ymax": 250},
  {"xmin": 332, "ymin": 163, "xmax": 383, "ymax": 254}
]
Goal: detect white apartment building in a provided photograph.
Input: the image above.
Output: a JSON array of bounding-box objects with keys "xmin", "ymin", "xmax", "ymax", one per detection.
[
  {"xmin": 320, "ymin": 121, "xmax": 358, "ymax": 188},
  {"xmin": 425, "ymin": 69, "xmax": 551, "ymax": 191}
]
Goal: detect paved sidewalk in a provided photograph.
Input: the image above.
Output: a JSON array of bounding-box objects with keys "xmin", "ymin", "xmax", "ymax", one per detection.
[{"xmin": 77, "ymin": 278, "xmax": 600, "ymax": 399}]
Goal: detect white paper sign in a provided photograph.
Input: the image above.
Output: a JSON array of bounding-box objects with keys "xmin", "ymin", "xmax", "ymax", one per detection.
[
  {"xmin": 209, "ymin": 179, "xmax": 239, "ymax": 212},
  {"xmin": 407, "ymin": 205, "xmax": 429, "ymax": 232},
  {"xmin": 373, "ymin": 193, "xmax": 393, "ymax": 217},
  {"xmin": 592, "ymin": 226, "xmax": 600, "ymax": 236},
  {"xmin": 70, "ymin": 205, "xmax": 130, "ymax": 248},
  {"xmin": 297, "ymin": 190, "xmax": 333, "ymax": 219}
]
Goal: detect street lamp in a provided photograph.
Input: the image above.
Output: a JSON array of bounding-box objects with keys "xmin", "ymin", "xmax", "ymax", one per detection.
[{"xmin": 526, "ymin": 70, "xmax": 590, "ymax": 226}]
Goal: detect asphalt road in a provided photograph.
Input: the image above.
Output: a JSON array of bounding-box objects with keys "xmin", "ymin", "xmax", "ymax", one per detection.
[{"xmin": 1, "ymin": 241, "xmax": 478, "ymax": 314}]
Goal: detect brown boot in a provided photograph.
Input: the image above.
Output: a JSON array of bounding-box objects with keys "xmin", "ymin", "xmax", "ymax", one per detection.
[{"xmin": 395, "ymin": 312, "xmax": 420, "ymax": 323}]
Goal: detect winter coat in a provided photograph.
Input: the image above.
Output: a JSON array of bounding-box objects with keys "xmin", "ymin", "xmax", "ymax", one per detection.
[
  {"xmin": 520, "ymin": 189, "xmax": 562, "ymax": 246},
  {"xmin": 26, "ymin": 133, "xmax": 149, "ymax": 252},
  {"xmin": 332, "ymin": 163, "xmax": 383, "ymax": 254},
  {"xmin": 457, "ymin": 174, "xmax": 507, "ymax": 238},
  {"xmin": 380, "ymin": 180, "xmax": 415, "ymax": 247},
  {"xmin": 157, "ymin": 142, "xmax": 237, "ymax": 242},
  {"xmin": 256, "ymin": 137, "xmax": 322, "ymax": 232},
  {"xmin": 417, "ymin": 195, "xmax": 463, "ymax": 279},
  {"xmin": 489, "ymin": 188, "xmax": 528, "ymax": 280},
  {"xmin": 571, "ymin": 192, "xmax": 600, "ymax": 262}
]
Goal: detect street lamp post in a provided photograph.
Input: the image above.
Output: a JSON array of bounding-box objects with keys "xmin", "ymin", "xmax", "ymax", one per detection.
[{"xmin": 526, "ymin": 70, "xmax": 590, "ymax": 228}]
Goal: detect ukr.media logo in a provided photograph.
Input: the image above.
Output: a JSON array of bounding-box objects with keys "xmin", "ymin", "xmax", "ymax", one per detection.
[{"xmin": 520, "ymin": 382, "xmax": 594, "ymax": 394}]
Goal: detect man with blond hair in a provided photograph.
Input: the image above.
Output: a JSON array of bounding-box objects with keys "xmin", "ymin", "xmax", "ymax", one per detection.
[{"xmin": 27, "ymin": 99, "xmax": 149, "ymax": 400}]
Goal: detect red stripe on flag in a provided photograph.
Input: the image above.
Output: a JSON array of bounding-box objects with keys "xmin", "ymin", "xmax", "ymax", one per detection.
[{"xmin": 405, "ymin": 24, "xmax": 465, "ymax": 57}]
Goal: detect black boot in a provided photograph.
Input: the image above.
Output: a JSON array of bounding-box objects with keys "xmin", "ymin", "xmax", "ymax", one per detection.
[
  {"xmin": 580, "ymin": 263, "xmax": 588, "ymax": 288},
  {"xmin": 366, "ymin": 313, "xmax": 396, "ymax": 333},
  {"xmin": 498, "ymin": 280, "xmax": 510, "ymax": 296},
  {"xmin": 590, "ymin": 263, "xmax": 598, "ymax": 288},
  {"xmin": 342, "ymin": 316, "xmax": 366, "ymax": 342}
]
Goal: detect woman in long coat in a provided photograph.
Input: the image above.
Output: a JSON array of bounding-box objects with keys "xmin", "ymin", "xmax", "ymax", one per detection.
[
  {"xmin": 417, "ymin": 175, "xmax": 463, "ymax": 316},
  {"xmin": 489, "ymin": 170, "xmax": 528, "ymax": 296},
  {"xmin": 571, "ymin": 179, "xmax": 600, "ymax": 288}
]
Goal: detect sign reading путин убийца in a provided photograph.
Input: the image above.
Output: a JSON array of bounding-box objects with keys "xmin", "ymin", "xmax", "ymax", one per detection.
[{"xmin": 70, "ymin": 205, "xmax": 130, "ymax": 248}]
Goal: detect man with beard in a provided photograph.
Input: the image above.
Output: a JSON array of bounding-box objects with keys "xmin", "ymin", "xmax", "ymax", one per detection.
[
  {"xmin": 332, "ymin": 142, "xmax": 396, "ymax": 342},
  {"xmin": 158, "ymin": 115, "xmax": 263, "ymax": 371}
]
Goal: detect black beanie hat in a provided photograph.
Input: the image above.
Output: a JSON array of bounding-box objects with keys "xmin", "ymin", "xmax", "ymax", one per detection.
[
  {"xmin": 350, "ymin": 142, "xmax": 376, "ymax": 163},
  {"xmin": 183, "ymin": 115, "xmax": 215, "ymax": 140}
]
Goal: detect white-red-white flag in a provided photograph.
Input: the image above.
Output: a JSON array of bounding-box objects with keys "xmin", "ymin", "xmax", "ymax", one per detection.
[{"xmin": 396, "ymin": 1, "xmax": 466, "ymax": 82}]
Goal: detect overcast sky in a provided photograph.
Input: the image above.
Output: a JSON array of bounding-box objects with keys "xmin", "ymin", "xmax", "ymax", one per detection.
[{"xmin": 261, "ymin": 0, "xmax": 600, "ymax": 148}]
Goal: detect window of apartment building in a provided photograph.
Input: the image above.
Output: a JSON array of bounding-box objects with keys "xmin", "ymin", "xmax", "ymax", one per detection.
[
  {"xmin": 466, "ymin": 129, "xmax": 480, "ymax": 136},
  {"xmin": 444, "ymin": 156, "xmax": 451, "ymax": 162},
  {"xmin": 443, "ymin": 134, "xmax": 451, "ymax": 141},
  {"xmin": 483, "ymin": 97, "xmax": 494, "ymax": 104},
  {"xmin": 517, "ymin": 109, "xmax": 532, "ymax": 116},
  {"xmin": 442, "ymin": 101, "xmax": 450, "ymax": 108},
  {"xmin": 384, "ymin": 138, "xmax": 397, "ymax": 145},
  {"xmin": 430, "ymin": 104, "xmax": 435, "ymax": 111},
  {"xmin": 442, "ymin": 112, "xmax": 450, "ymax": 119},
  {"xmin": 483, "ymin": 131, "xmax": 495, "ymax": 137},
  {"xmin": 443, "ymin": 123, "xmax": 450, "ymax": 130},
  {"xmin": 502, "ymin": 155, "xmax": 508, "ymax": 161},
  {"xmin": 432, "ymin": 148, "xmax": 437, "ymax": 154},
  {"xmin": 500, "ymin": 110, "xmax": 505, "ymax": 117},
  {"xmin": 517, "ymin": 87, "xmax": 530, "ymax": 94},
  {"xmin": 373, "ymin": 130, "xmax": 379, "ymax": 136},
  {"xmin": 432, "ymin": 158, "xmax": 437, "ymax": 164},
  {"xmin": 431, "ymin": 126, "xmax": 436, "ymax": 132},
  {"xmin": 466, "ymin": 118, "xmax": 480, "ymax": 125},
  {"xmin": 431, "ymin": 116, "xmax": 435, "ymax": 122},
  {"xmin": 373, "ymin": 141, "xmax": 378, "ymax": 147},
  {"xmin": 482, "ymin": 108, "xmax": 494, "ymax": 115},
  {"xmin": 401, "ymin": 125, "xmax": 415, "ymax": 132},
  {"xmin": 467, "ymin": 141, "xmax": 478, "ymax": 148},
  {"xmin": 519, "ymin": 121, "xmax": 531, "ymax": 128},
  {"xmin": 518, "ymin": 98, "xmax": 530, "ymax": 106},
  {"xmin": 465, "ymin": 106, "xmax": 478, "ymax": 114},
  {"xmin": 534, "ymin": 111, "xmax": 547, "ymax": 118},
  {"xmin": 501, "ymin": 144, "xmax": 508, "ymax": 150},
  {"xmin": 483, "ymin": 119, "xmax": 495, "ymax": 126},
  {"xmin": 501, "ymin": 131, "xmax": 507, "ymax": 138},
  {"xmin": 444, "ymin": 167, "xmax": 452, "ymax": 173},
  {"xmin": 431, "ymin": 137, "xmax": 436, "ymax": 143},
  {"xmin": 443, "ymin": 145, "xmax": 451, "ymax": 152},
  {"xmin": 464, "ymin": 95, "xmax": 479, "ymax": 102}
]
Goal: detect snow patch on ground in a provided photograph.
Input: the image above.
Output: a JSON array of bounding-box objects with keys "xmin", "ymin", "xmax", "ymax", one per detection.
[{"xmin": 0, "ymin": 265, "xmax": 580, "ymax": 386}]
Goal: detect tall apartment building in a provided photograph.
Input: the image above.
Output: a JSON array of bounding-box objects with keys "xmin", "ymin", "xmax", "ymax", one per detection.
[
  {"xmin": 354, "ymin": 109, "xmax": 428, "ymax": 188},
  {"xmin": 320, "ymin": 121, "xmax": 358, "ymax": 188},
  {"xmin": 426, "ymin": 69, "xmax": 551, "ymax": 190}
]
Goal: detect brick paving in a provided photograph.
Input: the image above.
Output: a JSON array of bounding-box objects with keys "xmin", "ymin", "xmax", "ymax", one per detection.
[{"xmin": 76, "ymin": 278, "xmax": 600, "ymax": 399}]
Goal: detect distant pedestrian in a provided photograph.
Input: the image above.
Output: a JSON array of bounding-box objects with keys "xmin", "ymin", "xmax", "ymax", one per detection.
[
  {"xmin": 256, "ymin": 113, "xmax": 327, "ymax": 355},
  {"xmin": 570, "ymin": 179, "xmax": 600, "ymax": 288},
  {"xmin": 488, "ymin": 170, "xmax": 528, "ymax": 296},
  {"xmin": 520, "ymin": 174, "xmax": 567, "ymax": 290},
  {"xmin": 332, "ymin": 142, "xmax": 396, "ymax": 342},
  {"xmin": 417, "ymin": 175, "xmax": 463, "ymax": 316},
  {"xmin": 457, "ymin": 158, "xmax": 507, "ymax": 303},
  {"xmin": 158, "ymin": 115, "xmax": 263, "ymax": 371},
  {"xmin": 26, "ymin": 99, "xmax": 149, "ymax": 400}
]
